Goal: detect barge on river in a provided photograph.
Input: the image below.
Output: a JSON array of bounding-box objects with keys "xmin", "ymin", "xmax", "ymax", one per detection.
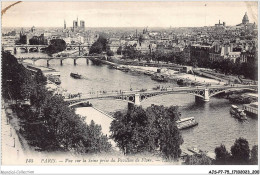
[
  {"xmin": 176, "ymin": 117, "xmax": 198, "ymax": 130},
  {"xmin": 151, "ymin": 73, "xmax": 169, "ymax": 82}
]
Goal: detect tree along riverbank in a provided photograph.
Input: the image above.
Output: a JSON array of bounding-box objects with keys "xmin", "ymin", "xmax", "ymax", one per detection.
[{"xmin": 2, "ymin": 51, "xmax": 112, "ymax": 154}]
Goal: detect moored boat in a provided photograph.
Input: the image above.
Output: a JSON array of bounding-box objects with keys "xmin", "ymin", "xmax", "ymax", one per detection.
[
  {"xmin": 144, "ymin": 71, "xmax": 153, "ymax": 76},
  {"xmin": 70, "ymin": 73, "xmax": 82, "ymax": 79},
  {"xmin": 48, "ymin": 75, "xmax": 61, "ymax": 85},
  {"xmin": 176, "ymin": 117, "xmax": 198, "ymax": 130},
  {"xmin": 118, "ymin": 66, "xmax": 129, "ymax": 72},
  {"xmin": 151, "ymin": 73, "xmax": 169, "ymax": 82},
  {"xmin": 230, "ymin": 105, "xmax": 247, "ymax": 120}
]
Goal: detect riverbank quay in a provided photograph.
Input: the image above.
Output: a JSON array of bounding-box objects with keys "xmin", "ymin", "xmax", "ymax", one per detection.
[{"xmin": 90, "ymin": 57, "xmax": 224, "ymax": 86}]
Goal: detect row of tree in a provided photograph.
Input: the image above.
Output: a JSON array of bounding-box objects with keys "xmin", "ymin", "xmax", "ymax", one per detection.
[
  {"xmin": 215, "ymin": 138, "xmax": 258, "ymax": 165},
  {"xmin": 2, "ymin": 51, "xmax": 112, "ymax": 153},
  {"xmin": 110, "ymin": 105, "xmax": 183, "ymax": 160},
  {"xmin": 185, "ymin": 138, "xmax": 258, "ymax": 165},
  {"xmin": 197, "ymin": 57, "xmax": 257, "ymax": 80}
]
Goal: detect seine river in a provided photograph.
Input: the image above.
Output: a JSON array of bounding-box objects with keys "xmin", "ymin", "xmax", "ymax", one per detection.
[{"xmin": 19, "ymin": 52, "xmax": 258, "ymax": 153}]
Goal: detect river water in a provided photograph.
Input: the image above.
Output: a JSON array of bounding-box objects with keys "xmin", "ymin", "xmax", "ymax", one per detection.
[{"xmin": 20, "ymin": 53, "xmax": 258, "ymax": 153}]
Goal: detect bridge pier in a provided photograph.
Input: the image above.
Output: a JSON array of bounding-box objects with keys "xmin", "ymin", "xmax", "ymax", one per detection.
[
  {"xmin": 25, "ymin": 47, "xmax": 28, "ymax": 53},
  {"xmin": 204, "ymin": 89, "xmax": 210, "ymax": 101},
  {"xmin": 194, "ymin": 89, "xmax": 210, "ymax": 102},
  {"xmin": 134, "ymin": 94, "xmax": 141, "ymax": 106},
  {"xmin": 74, "ymin": 59, "xmax": 77, "ymax": 65}
]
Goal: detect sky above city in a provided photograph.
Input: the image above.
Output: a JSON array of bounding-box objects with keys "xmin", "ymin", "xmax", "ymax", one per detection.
[{"xmin": 1, "ymin": 1, "xmax": 258, "ymax": 28}]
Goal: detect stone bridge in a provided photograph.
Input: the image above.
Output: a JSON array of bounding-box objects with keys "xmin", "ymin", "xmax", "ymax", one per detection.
[
  {"xmin": 16, "ymin": 55, "xmax": 103, "ymax": 66},
  {"xmin": 2, "ymin": 44, "xmax": 91, "ymax": 55}
]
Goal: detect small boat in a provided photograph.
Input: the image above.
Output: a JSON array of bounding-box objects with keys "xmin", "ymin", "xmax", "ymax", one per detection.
[
  {"xmin": 48, "ymin": 75, "xmax": 61, "ymax": 85},
  {"xmin": 176, "ymin": 117, "xmax": 198, "ymax": 130},
  {"xmin": 118, "ymin": 67, "xmax": 129, "ymax": 72},
  {"xmin": 230, "ymin": 105, "xmax": 247, "ymax": 120},
  {"xmin": 70, "ymin": 73, "xmax": 82, "ymax": 79},
  {"xmin": 121, "ymin": 69, "xmax": 129, "ymax": 72},
  {"xmin": 108, "ymin": 65, "xmax": 116, "ymax": 69},
  {"xmin": 144, "ymin": 71, "xmax": 153, "ymax": 76},
  {"xmin": 151, "ymin": 73, "xmax": 169, "ymax": 82}
]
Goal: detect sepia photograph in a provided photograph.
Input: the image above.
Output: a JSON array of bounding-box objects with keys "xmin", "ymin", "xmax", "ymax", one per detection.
[{"xmin": 1, "ymin": 0, "xmax": 259, "ymax": 174}]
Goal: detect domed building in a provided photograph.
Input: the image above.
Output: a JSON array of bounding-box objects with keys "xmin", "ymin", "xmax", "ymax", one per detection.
[
  {"xmin": 242, "ymin": 12, "xmax": 249, "ymax": 24},
  {"xmin": 236, "ymin": 12, "xmax": 257, "ymax": 30}
]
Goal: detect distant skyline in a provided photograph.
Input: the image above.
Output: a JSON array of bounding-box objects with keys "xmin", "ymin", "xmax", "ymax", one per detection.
[{"xmin": 2, "ymin": 1, "xmax": 258, "ymax": 28}]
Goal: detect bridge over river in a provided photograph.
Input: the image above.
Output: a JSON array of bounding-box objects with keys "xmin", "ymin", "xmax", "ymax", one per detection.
[
  {"xmin": 16, "ymin": 55, "xmax": 103, "ymax": 66},
  {"xmin": 2, "ymin": 44, "xmax": 91, "ymax": 58},
  {"xmin": 2, "ymin": 44, "xmax": 91, "ymax": 52},
  {"xmin": 64, "ymin": 84, "xmax": 257, "ymax": 107}
]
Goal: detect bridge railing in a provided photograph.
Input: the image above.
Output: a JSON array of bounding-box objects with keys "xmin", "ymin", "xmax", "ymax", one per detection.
[{"xmin": 63, "ymin": 84, "xmax": 257, "ymax": 101}]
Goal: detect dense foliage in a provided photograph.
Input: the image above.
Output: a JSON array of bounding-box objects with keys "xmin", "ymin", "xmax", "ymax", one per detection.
[
  {"xmin": 2, "ymin": 51, "xmax": 25, "ymax": 100},
  {"xmin": 215, "ymin": 138, "xmax": 257, "ymax": 165},
  {"xmin": 89, "ymin": 35, "xmax": 113, "ymax": 56},
  {"xmin": 110, "ymin": 105, "xmax": 183, "ymax": 160},
  {"xmin": 122, "ymin": 45, "xmax": 142, "ymax": 59},
  {"xmin": 208, "ymin": 58, "xmax": 257, "ymax": 80},
  {"xmin": 2, "ymin": 51, "xmax": 112, "ymax": 153},
  {"xmin": 44, "ymin": 39, "xmax": 66, "ymax": 55},
  {"xmin": 214, "ymin": 144, "xmax": 231, "ymax": 165},
  {"xmin": 184, "ymin": 153, "xmax": 213, "ymax": 165}
]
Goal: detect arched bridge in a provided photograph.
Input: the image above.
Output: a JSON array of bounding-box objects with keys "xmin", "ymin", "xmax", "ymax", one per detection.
[
  {"xmin": 64, "ymin": 85, "xmax": 257, "ymax": 107},
  {"xmin": 2, "ymin": 44, "xmax": 91, "ymax": 54},
  {"xmin": 16, "ymin": 55, "xmax": 103, "ymax": 66},
  {"xmin": 2, "ymin": 44, "xmax": 48, "ymax": 53}
]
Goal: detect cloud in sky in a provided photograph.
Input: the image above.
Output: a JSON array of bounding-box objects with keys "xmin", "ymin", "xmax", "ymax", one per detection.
[{"xmin": 2, "ymin": 1, "xmax": 258, "ymax": 28}]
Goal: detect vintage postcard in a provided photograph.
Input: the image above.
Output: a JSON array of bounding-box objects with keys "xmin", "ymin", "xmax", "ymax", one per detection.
[{"xmin": 1, "ymin": 1, "xmax": 259, "ymax": 174}]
